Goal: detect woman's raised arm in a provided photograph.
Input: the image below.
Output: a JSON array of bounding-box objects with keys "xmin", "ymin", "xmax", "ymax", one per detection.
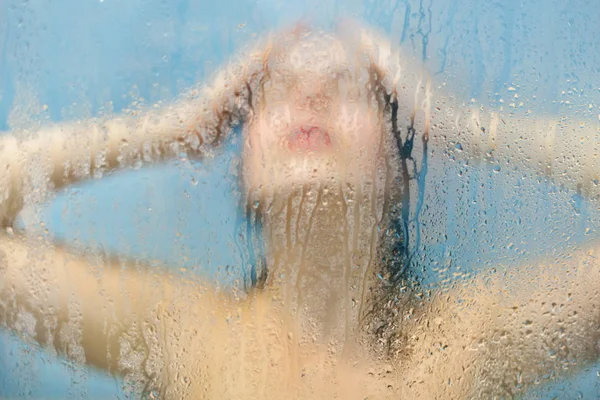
[
  {"xmin": 0, "ymin": 42, "xmax": 269, "ymax": 227},
  {"xmin": 358, "ymin": 23, "xmax": 600, "ymax": 201}
]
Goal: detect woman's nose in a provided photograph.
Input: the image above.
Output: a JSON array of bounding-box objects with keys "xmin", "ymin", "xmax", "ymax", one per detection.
[{"xmin": 295, "ymin": 88, "xmax": 332, "ymax": 113}]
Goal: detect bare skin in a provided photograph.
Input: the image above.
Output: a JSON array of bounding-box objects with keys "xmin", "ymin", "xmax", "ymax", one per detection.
[{"xmin": 1, "ymin": 23, "xmax": 600, "ymax": 399}]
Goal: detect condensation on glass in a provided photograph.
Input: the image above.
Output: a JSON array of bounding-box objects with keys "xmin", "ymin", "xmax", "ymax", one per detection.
[{"xmin": 0, "ymin": 0, "xmax": 599, "ymax": 399}]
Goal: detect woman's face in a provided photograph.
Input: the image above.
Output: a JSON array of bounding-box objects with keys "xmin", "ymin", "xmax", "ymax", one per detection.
[{"xmin": 242, "ymin": 73, "xmax": 386, "ymax": 199}]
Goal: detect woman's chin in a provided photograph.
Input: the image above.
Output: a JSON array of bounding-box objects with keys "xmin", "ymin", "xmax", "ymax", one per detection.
[{"xmin": 245, "ymin": 162, "xmax": 373, "ymax": 201}]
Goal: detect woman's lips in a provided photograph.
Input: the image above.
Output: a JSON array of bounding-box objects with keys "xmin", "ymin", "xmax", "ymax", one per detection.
[{"xmin": 288, "ymin": 125, "xmax": 331, "ymax": 151}]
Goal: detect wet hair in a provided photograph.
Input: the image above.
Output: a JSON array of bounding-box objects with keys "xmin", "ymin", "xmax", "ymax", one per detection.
[{"xmin": 362, "ymin": 69, "xmax": 427, "ymax": 359}]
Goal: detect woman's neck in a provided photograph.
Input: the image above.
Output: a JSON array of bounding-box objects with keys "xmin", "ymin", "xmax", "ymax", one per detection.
[{"xmin": 260, "ymin": 183, "xmax": 385, "ymax": 347}]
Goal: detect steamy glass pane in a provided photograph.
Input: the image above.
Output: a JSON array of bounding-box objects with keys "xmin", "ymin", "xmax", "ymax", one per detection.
[{"xmin": 0, "ymin": 0, "xmax": 599, "ymax": 398}]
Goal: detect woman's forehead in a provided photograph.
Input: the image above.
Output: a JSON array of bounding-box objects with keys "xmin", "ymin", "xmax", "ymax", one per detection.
[
  {"xmin": 266, "ymin": 29, "xmax": 369, "ymax": 79},
  {"xmin": 256, "ymin": 35, "xmax": 376, "ymax": 109}
]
